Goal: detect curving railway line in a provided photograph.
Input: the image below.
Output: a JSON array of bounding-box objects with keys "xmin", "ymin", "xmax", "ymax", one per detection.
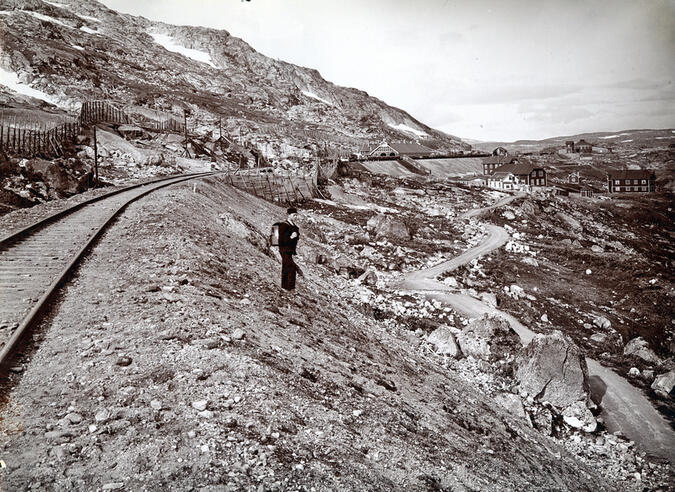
[{"xmin": 0, "ymin": 172, "xmax": 217, "ymax": 372}]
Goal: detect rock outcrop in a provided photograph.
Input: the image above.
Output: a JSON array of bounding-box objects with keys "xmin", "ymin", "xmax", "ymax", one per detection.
[
  {"xmin": 514, "ymin": 330, "xmax": 589, "ymax": 409},
  {"xmin": 651, "ymin": 370, "xmax": 675, "ymax": 396},
  {"xmin": 623, "ymin": 337, "xmax": 661, "ymax": 364},
  {"xmin": 366, "ymin": 214, "xmax": 411, "ymax": 241},
  {"xmin": 455, "ymin": 315, "xmax": 521, "ymax": 361},
  {"xmin": 427, "ymin": 326, "xmax": 462, "ymax": 358}
]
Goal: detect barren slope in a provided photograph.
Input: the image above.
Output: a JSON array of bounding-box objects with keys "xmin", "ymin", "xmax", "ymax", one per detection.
[{"xmin": 0, "ymin": 176, "xmax": 634, "ymax": 491}]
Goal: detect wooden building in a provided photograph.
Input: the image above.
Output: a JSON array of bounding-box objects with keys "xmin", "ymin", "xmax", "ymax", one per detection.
[
  {"xmin": 486, "ymin": 161, "xmax": 547, "ymax": 191},
  {"xmin": 482, "ymin": 154, "xmax": 519, "ymax": 176},
  {"xmin": 368, "ymin": 140, "xmax": 434, "ymax": 158},
  {"xmin": 565, "ymin": 141, "xmax": 575, "ymax": 153},
  {"xmin": 492, "ymin": 146, "xmax": 508, "ymax": 156},
  {"xmin": 576, "ymin": 139, "xmax": 592, "ymax": 153},
  {"xmin": 607, "ymin": 169, "xmax": 656, "ymax": 193}
]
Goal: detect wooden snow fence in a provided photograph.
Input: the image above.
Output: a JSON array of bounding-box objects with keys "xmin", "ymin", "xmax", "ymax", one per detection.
[
  {"xmin": 80, "ymin": 100, "xmax": 130, "ymax": 126},
  {"xmin": 0, "ymin": 121, "xmax": 80, "ymax": 158},
  {"xmin": 226, "ymin": 170, "xmax": 315, "ymax": 205}
]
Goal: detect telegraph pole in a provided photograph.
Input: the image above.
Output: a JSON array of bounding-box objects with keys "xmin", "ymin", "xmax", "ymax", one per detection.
[
  {"xmin": 183, "ymin": 109, "xmax": 190, "ymax": 157},
  {"xmin": 93, "ymin": 125, "xmax": 99, "ymax": 187}
]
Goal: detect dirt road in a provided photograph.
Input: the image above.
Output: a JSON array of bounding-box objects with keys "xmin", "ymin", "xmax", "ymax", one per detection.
[{"xmin": 398, "ymin": 192, "xmax": 675, "ymax": 463}]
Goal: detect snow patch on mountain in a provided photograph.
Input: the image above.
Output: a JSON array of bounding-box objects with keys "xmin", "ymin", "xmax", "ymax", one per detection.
[
  {"xmin": 389, "ymin": 122, "xmax": 428, "ymax": 137},
  {"xmin": 0, "ymin": 67, "xmax": 61, "ymax": 106},
  {"xmin": 77, "ymin": 14, "xmax": 101, "ymax": 23},
  {"xmin": 80, "ymin": 25, "xmax": 99, "ymax": 34},
  {"xmin": 302, "ymin": 90, "xmax": 333, "ymax": 106},
  {"xmin": 149, "ymin": 32, "xmax": 218, "ymax": 68},
  {"xmin": 27, "ymin": 11, "xmax": 71, "ymax": 27}
]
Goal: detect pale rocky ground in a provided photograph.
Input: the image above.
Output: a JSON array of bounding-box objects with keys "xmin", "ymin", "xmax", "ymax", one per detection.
[{"xmin": 0, "ymin": 175, "xmax": 672, "ymax": 491}]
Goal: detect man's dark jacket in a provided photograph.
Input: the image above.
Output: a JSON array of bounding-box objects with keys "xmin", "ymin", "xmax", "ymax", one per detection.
[{"xmin": 278, "ymin": 222, "xmax": 299, "ymax": 254}]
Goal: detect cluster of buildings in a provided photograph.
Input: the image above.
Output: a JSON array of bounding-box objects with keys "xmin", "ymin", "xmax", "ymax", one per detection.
[
  {"xmin": 352, "ymin": 139, "xmax": 657, "ymax": 195},
  {"xmin": 481, "ymin": 148, "xmax": 547, "ymax": 192}
]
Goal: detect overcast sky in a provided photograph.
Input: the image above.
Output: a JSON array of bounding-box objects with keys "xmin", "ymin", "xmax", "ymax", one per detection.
[{"xmin": 101, "ymin": 0, "xmax": 675, "ymax": 142}]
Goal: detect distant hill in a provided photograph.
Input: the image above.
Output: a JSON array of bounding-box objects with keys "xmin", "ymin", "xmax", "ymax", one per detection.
[{"xmin": 471, "ymin": 129, "xmax": 675, "ymax": 154}]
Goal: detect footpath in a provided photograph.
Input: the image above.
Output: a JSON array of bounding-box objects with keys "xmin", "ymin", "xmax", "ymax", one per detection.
[{"xmin": 397, "ymin": 192, "xmax": 675, "ymax": 463}]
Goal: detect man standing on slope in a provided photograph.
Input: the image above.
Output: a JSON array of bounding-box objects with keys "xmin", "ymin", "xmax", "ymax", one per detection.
[{"xmin": 277, "ymin": 207, "xmax": 302, "ymax": 291}]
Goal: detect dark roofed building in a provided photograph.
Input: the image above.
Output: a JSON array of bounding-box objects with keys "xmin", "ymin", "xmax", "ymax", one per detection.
[
  {"xmin": 389, "ymin": 142, "xmax": 434, "ymax": 157},
  {"xmin": 492, "ymin": 146, "xmax": 508, "ymax": 156},
  {"xmin": 482, "ymin": 155, "xmax": 519, "ymax": 175},
  {"xmin": 565, "ymin": 141, "xmax": 575, "ymax": 153},
  {"xmin": 607, "ymin": 169, "xmax": 655, "ymax": 193},
  {"xmin": 576, "ymin": 139, "xmax": 592, "ymax": 153},
  {"xmin": 367, "ymin": 140, "xmax": 434, "ymax": 158}
]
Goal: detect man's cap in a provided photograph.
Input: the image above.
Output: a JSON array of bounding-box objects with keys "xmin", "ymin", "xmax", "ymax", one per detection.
[{"xmin": 287, "ymin": 207, "xmax": 298, "ymax": 215}]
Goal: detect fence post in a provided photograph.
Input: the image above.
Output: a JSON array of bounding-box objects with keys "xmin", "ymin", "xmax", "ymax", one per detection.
[{"xmin": 0, "ymin": 125, "xmax": 3, "ymax": 152}]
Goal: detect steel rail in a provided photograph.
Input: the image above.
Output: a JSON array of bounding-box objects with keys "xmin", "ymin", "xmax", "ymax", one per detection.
[
  {"xmin": 0, "ymin": 172, "xmax": 218, "ymax": 373},
  {"xmin": 0, "ymin": 172, "xmax": 213, "ymax": 247}
]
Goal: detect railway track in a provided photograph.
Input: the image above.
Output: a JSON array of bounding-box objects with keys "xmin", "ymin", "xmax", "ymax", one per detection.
[{"xmin": 0, "ymin": 171, "xmax": 216, "ymax": 372}]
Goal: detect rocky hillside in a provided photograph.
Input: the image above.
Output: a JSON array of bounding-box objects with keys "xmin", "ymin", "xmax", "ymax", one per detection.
[
  {"xmin": 2, "ymin": 176, "xmax": 672, "ymax": 490},
  {"xmin": 0, "ymin": 0, "xmax": 468, "ymax": 157}
]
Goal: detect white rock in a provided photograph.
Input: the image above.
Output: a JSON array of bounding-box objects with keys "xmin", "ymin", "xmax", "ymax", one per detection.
[
  {"xmin": 561, "ymin": 401, "xmax": 597, "ymax": 433},
  {"xmin": 192, "ymin": 400, "xmax": 208, "ymax": 411},
  {"xmin": 651, "ymin": 370, "xmax": 675, "ymax": 396},
  {"xmin": 427, "ymin": 327, "xmax": 462, "ymax": 358},
  {"xmin": 585, "ymin": 269, "xmax": 592, "ymax": 275},
  {"xmin": 150, "ymin": 400, "xmax": 162, "ymax": 410},
  {"xmin": 593, "ymin": 316, "xmax": 611, "ymax": 330},
  {"xmin": 628, "ymin": 367, "xmax": 640, "ymax": 377},
  {"xmin": 443, "ymin": 277, "xmax": 458, "ymax": 288},
  {"xmin": 541, "ymin": 314, "xmax": 549, "ymax": 323},
  {"xmin": 624, "ymin": 337, "xmax": 661, "ymax": 363},
  {"xmin": 94, "ymin": 409, "xmax": 109, "ymax": 423},
  {"xmin": 232, "ymin": 328, "xmax": 245, "ymax": 340}
]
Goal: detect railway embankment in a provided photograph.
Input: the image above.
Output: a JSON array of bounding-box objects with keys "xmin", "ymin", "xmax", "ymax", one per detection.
[{"xmin": 0, "ymin": 175, "xmax": 672, "ymax": 490}]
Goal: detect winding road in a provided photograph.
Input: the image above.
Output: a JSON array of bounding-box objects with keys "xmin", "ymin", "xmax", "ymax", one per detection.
[{"xmin": 398, "ymin": 192, "xmax": 675, "ymax": 463}]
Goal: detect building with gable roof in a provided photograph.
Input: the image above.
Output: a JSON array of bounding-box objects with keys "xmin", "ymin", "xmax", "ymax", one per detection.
[
  {"xmin": 482, "ymin": 154, "xmax": 520, "ymax": 176},
  {"xmin": 367, "ymin": 140, "xmax": 434, "ymax": 158},
  {"xmin": 576, "ymin": 139, "xmax": 592, "ymax": 153},
  {"xmin": 486, "ymin": 161, "xmax": 547, "ymax": 191},
  {"xmin": 607, "ymin": 169, "xmax": 655, "ymax": 193}
]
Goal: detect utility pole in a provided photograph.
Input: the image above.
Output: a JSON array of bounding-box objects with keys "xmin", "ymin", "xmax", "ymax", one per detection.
[
  {"xmin": 93, "ymin": 125, "xmax": 99, "ymax": 187},
  {"xmin": 183, "ymin": 109, "xmax": 190, "ymax": 157}
]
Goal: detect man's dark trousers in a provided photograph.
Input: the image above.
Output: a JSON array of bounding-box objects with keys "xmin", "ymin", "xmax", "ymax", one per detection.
[{"xmin": 281, "ymin": 253, "xmax": 297, "ymax": 290}]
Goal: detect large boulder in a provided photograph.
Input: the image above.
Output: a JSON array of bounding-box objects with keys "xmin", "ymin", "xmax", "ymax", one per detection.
[
  {"xmin": 514, "ymin": 331, "xmax": 589, "ymax": 409},
  {"xmin": 561, "ymin": 401, "xmax": 597, "ymax": 433},
  {"xmin": 555, "ymin": 211, "xmax": 583, "ymax": 232},
  {"xmin": 651, "ymin": 370, "xmax": 675, "ymax": 396},
  {"xmin": 494, "ymin": 392, "xmax": 528, "ymax": 423},
  {"xmin": 24, "ymin": 159, "xmax": 87, "ymax": 197},
  {"xmin": 455, "ymin": 315, "xmax": 521, "ymax": 361},
  {"xmin": 624, "ymin": 337, "xmax": 661, "ymax": 364},
  {"xmin": 520, "ymin": 200, "xmax": 537, "ymax": 216},
  {"xmin": 366, "ymin": 214, "xmax": 410, "ymax": 240},
  {"xmin": 427, "ymin": 327, "xmax": 462, "ymax": 358}
]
